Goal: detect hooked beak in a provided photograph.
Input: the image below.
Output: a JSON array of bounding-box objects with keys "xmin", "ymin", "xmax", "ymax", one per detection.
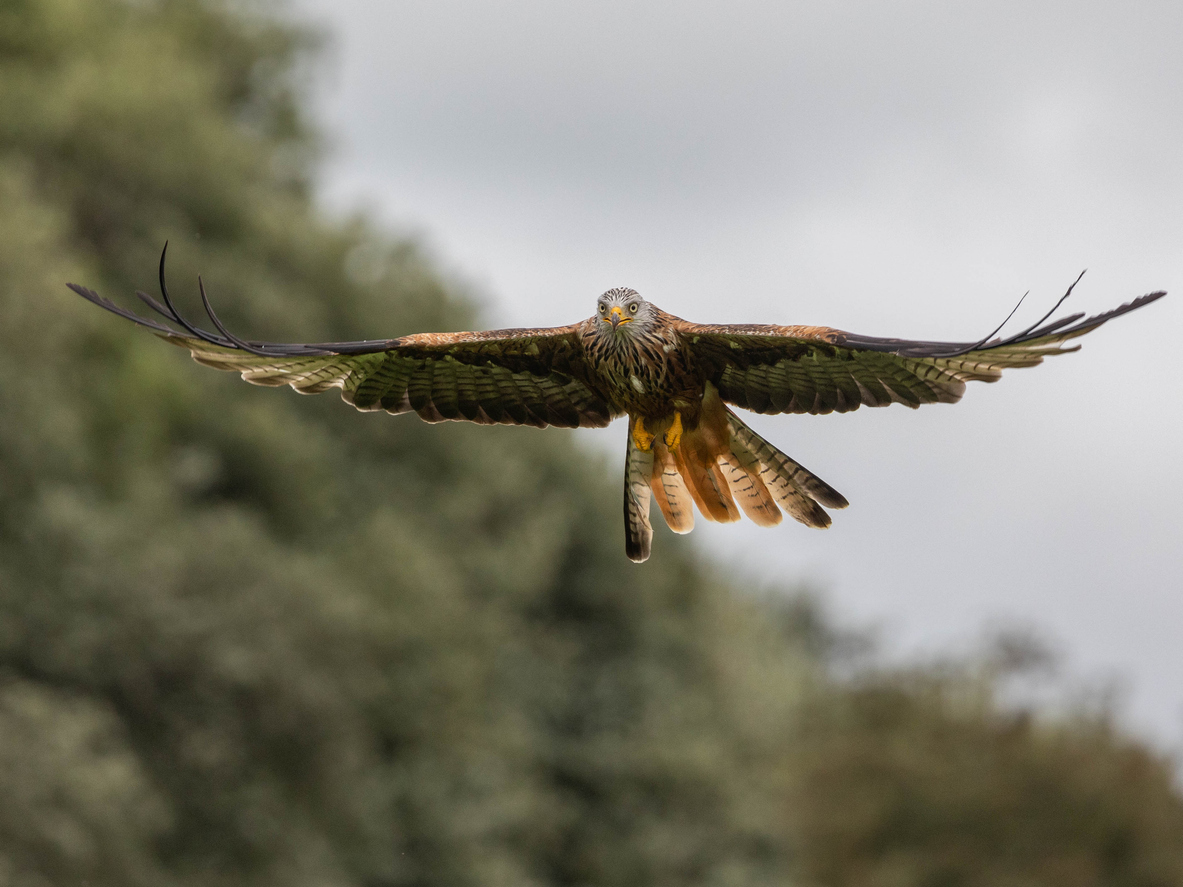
[{"xmin": 607, "ymin": 305, "xmax": 631, "ymax": 329}]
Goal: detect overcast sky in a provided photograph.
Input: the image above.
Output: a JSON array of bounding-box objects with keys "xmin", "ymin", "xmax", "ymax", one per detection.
[{"xmin": 290, "ymin": 0, "xmax": 1182, "ymax": 748}]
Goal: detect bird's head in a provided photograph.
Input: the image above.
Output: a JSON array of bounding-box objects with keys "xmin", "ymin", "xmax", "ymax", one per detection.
[{"xmin": 595, "ymin": 287, "xmax": 655, "ymax": 340}]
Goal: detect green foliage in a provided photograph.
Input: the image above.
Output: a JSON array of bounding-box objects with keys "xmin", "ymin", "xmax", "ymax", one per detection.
[
  {"xmin": 0, "ymin": 1, "xmax": 1181, "ymax": 885},
  {"xmin": 787, "ymin": 667, "xmax": 1183, "ymax": 887}
]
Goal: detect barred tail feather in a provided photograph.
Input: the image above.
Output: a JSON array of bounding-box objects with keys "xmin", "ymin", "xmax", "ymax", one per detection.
[
  {"xmin": 725, "ymin": 409, "xmax": 848, "ymax": 528},
  {"xmin": 649, "ymin": 444, "xmax": 695, "ymax": 534},
  {"xmin": 717, "ymin": 451, "xmax": 782, "ymax": 527},
  {"xmin": 624, "ymin": 433, "xmax": 655, "ymax": 563},
  {"xmin": 672, "ymin": 434, "xmax": 740, "ymax": 523},
  {"xmin": 626, "ymin": 406, "xmax": 847, "ymax": 560}
]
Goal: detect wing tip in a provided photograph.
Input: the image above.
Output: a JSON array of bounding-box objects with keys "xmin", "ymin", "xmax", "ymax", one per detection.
[{"xmin": 838, "ymin": 283, "xmax": 1165, "ymax": 359}]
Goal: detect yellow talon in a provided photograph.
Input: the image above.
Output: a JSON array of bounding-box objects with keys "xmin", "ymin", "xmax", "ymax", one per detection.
[
  {"xmin": 663, "ymin": 411, "xmax": 684, "ymax": 450},
  {"xmin": 632, "ymin": 417, "xmax": 655, "ymax": 452}
]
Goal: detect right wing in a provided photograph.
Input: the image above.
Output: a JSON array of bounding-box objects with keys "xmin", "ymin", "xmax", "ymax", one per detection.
[
  {"xmin": 677, "ymin": 279, "xmax": 1165, "ymax": 415},
  {"xmin": 68, "ymin": 249, "xmax": 616, "ymax": 429}
]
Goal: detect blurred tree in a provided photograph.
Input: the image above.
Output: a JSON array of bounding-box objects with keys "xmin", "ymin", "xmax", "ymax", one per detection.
[
  {"xmin": 0, "ymin": 1, "xmax": 1181, "ymax": 886},
  {"xmin": 786, "ymin": 667, "xmax": 1183, "ymax": 887},
  {"xmin": 0, "ymin": 1, "xmax": 808, "ymax": 884}
]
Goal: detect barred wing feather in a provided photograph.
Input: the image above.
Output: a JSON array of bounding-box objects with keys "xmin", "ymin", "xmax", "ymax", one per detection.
[
  {"xmin": 182, "ymin": 332, "xmax": 618, "ymax": 428},
  {"xmin": 683, "ymin": 289, "xmax": 1165, "ymax": 416},
  {"xmin": 67, "ymin": 278, "xmax": 616, "ymax": 429}
]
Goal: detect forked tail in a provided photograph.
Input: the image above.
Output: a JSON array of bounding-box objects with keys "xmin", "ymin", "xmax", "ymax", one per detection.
[{"xmin": 623, "ymin": 405, "xmax": 848, "ymax": 563}]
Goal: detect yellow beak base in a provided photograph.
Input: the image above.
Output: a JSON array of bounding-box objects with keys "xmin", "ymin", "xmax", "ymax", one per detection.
[{"xmin": 607, "ymin": 306, "xmax": 632, "ymax": 327}]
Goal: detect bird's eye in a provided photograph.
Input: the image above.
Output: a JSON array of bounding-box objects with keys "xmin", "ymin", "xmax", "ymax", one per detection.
[
  {"xmin": 629, "ymin": 303, "xmax": 638, "ymax": 313},
  {"xmin": 599, "ymin": 304, "xmax": 606, "ymax": 313}
]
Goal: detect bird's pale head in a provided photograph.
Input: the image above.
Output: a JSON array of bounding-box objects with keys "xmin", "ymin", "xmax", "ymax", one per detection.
[{"xmin": 595, "ymin": 287, "xmax": 656, "ymax": 339}]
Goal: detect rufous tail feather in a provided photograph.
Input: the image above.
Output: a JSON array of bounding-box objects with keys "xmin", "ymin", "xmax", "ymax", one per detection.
[
  {"xmin": 625, "ymin": 407, "xmax": 848, "ymax": 561},
  {"xmin": 671, "ymin": 426, "xmax": 740, "ymax": 523},
  {"xmin": 650, "ymin": 443, "xmax": 695, "ymax": 533},
  {"xmin": 716, "ymin": 450, "xmax": 782, "ymax": 526},
  {"xmin": 725, "ymin": 409, "xmax": 847, "ymax": 527}
]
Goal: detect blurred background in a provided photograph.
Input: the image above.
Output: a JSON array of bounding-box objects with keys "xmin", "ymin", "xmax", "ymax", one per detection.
[{"xmin": 1, "ymin": 0, "xmax": 1181, "ymax": 884}]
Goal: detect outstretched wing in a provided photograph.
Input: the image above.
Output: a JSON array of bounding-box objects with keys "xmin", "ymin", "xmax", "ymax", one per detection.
[
  {"xmin": 679, "ymin": 280, "xmax": 1165, "ymax": 415},
  {"xmin": 68, "ymin": 252, "xmax": 615, "ymax": 429}
]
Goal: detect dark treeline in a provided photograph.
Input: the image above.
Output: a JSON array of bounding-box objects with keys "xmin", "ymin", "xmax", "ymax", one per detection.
[{"xmin": 1, "ymin": 1, "xmax": 1181, "ymax": 884}]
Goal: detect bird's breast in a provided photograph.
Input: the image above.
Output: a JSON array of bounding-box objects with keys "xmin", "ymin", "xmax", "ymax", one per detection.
[{"xmin": 582, "ymin": 330, "xmax": 698, "ymax": 417}]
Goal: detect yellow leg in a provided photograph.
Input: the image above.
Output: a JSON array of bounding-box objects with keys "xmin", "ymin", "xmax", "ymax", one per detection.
[
  {"xmin": 663, "ymin": 411, "xmax": 684, "ymax": 450},
  {"xmin": 632, "ymin": 416, "xmax": 655, "ymax": 452}
]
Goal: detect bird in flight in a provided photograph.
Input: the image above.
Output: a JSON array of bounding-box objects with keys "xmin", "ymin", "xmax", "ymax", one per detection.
[{"xmin": 69, "ymin": 249, "xmax": 1164, "ymax": 562}]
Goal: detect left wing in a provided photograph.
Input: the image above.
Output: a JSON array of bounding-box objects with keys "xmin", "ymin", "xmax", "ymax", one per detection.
[
  {"xmin": 678, "ymin": 282, "xmax": 1165, "ymax": 415},
  {"xmin": 68, "ymin": 250, "xmax": 615, "ymax": 429}
]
